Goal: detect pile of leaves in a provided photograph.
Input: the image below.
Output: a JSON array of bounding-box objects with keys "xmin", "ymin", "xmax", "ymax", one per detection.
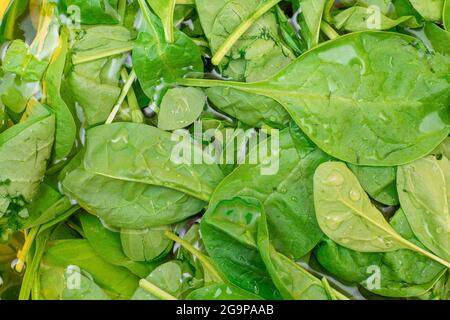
[{"xmin": 0, "ymin": 0, "xmax": 449, "ymax": 300}]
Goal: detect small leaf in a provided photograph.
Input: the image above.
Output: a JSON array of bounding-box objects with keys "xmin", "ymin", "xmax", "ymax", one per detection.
[{"xmin": 158, "ymin": 87, "xmax": 205, "ymax": 131}]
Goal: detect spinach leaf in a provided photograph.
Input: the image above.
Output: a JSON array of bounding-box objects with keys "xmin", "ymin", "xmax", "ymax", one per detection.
[
  {"xmin": 313, "ymin": 161, "xmax": 450, "ymax": 268},
  {"xmin": 257, "ymin": 207, "xmax": 347, "ymax": 300},
  {"xmin": 71, "ymin": 26, "xmax": 134, "ymax": 65},
  {"xmin": 208, "ymin": 128, "xmax": 330, "ymax": 258},
  {"xmin": 348, "ymin": 164, "xmax": 399, "ymax": 205},
  {"xmin": 201, "ymin": 196, "xmax": 281, "ymax": 299},
  {"xmin": 315, "ymin": 209, "xmax": 447, "ymax": 297},
  {"xmin": 132, "ymin": 260, "xmax": 199, "ymax": 300},
  {"xmin": 333, "ymin": 6, "xmax": 418, "ymax": 31},
  {"xmin": 397, "ymin": 155, "xmax": 450, "ymax": 261},
  {"xmin": 423, "ymin": 22, "xmax": 450, "ymax": 55},
  {"xmin": 445, "ymin": 0, "xmax": 450, "ymax": 30},
  {"xmin": 158, "ymin": 87, "xmax": 205, "ymax": 131},
  {"xmin": 120, "ymin": 227, "xmax": 172, "ymax": 262},
  {"xmin": 181, "ymin": 32, "xmax": 450, "ymax": 166},
  {"xmin": 44, "ymin": 28, "xmax": 76, "ymax": 163},
  {"xmin": 148, "ymin": 0, "xmax": 177, "ymax": 43},
  {"xmin": 409, "ymin": 0, "xmax": 444, "ymax": 21},
  {"xmin": 62, "ymin": 163, "xmax": 205, "ymax": 229},
  {"xmin": 40, "ymin": 239, "xmax": 139, "ymax": 299},
  {"xmin": 61, "ymin": 267, "xmax": 111, "ymax": 300},
  {"xmin": 2, "ymin": 40, "xmax": 48, "ymax": 82},
  {"xmin": 82, "ymin": 123, "xmax": 224, "ymax": 201},
  {"xmin": 60, "ymin": 0, "xmax": 120, "ymax": 25},
  {"xmin": 205, "ymin": 87, "xmax": 290, "ymax": 128},
  {"xmin": 68, "ymin": 27, "xmax": 132, "ymax": 126},
  {"xmin": 0, "ymin": 101, "xmax": 54, "ymax": 203},
  {"xmin": 133, "ymin": 0, "xmax": 203, "ymax": 101},
  {"xmin": 298, "ymin": 0, "xmax": 327, "ymax": 48},
  {"xmin": 80, "ymin": 214, "xmax": 159, "ymax": 277},
  {"xmin": 196, "ymin": 0, "xmax": 294, "ymax": 82},
  {"xmin": 68, "ymin": 62, "xmax": 122, "ymax": 126}
]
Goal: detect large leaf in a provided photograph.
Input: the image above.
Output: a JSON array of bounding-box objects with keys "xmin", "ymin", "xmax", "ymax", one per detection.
[
  {"xmin": 208, "ymin": 128, "xmax": 330, "ymax": 258},
  {"xmin": 62, "ymin": 164, "xmax": 205, "ymax": 229},
  {"xmin": 201, "ymin": 197, "xmax": 281, "ymax": 299},
  {"xmin": 80, "ymin": 214, "xmax": 158, "ymax": 277},
  {"xmin": 0, "ymin": 102, "xmax": 55, "ymax": 203},
  {"xmin": 41, "ymin": 239, "xmax": 139, "ymax": 299},
  {"xmin": 397, "ymin": 155, "xmax": 450, "ymax": 261},
  {"xmin": 181, "ymin": 32, "xmax": 450, "ymax": 166},
  {"xmin": 314, "ymin": 161, "xmax": 450, "ymax": 268},
  {"xmin": 44, "ymin": 29, "xmax": 76, "ymax": 163},
  {"xmin": 82, "ymin": 123, "xmax": 224, "ymax": 201},
  {"xmin": 315, "ymin": 210, "xmax": 447, "ymax": 297}
]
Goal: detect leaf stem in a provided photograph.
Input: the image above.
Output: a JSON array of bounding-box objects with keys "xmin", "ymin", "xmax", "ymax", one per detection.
[
  {"xmin": 15, "ymin": 227, "xmax": 39, "ymax": 273},
  {"xmin": 342, "ymin": 197, "xmax": 450, "ymax": 269},
  {"xmin": 321, "ymin": 277, "xmax": 337, "ymax": 300},
  {"xmin": 164, "ymin": 0, "xmax": 176, "ymax": 43},
  {"xmin": 320, "ymin": 21, "xmax": 339, "ymax": 40},
  {"xmin": 139, "ymin": 279, "xmax": 178, "ymax": 300},
  {"xmin": 118, "ymin": 0, "xmax": 127, "ymax": 25},
  {"xmin": 164, "ymin": 231, "xmax": 225, "ymax": 283},
  {"xmin": 178, "ymin": 77, "xmax": 250, "ymax": 89},
  {"xmin": 105, "ymin": 69, "xmax": 137, "ymax": 124},
  {"xmin": 398, "ymin": 237, "xmax": 450, "ymax": 269},
  {"xmin": 72, "ymin": 45, "xmax": 134, "ymax": 65},
  {"xmin": 120, "ymin": 69, "xmax": 144, "ymax": 123},
  {"xmin": 211, "ymin": 0, "xmax": 282, "ymax": 66}
]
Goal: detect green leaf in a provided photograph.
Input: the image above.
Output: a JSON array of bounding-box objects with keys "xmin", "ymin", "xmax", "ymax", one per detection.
[
  {"xmin": 0, "ymin": 102, "xmax": 55, "ymax": 202},
  {"xmin": 313, "ymin": 161, "xmax": 450, "ymax": 268},
  {"xmin": 41, "ymin": 239, "xmax": 139, "ymax": 299},
  {"xmin": 2, "ymin": 40, "xmax": 48, "ymax": 82},
  {"xmin": 409, "ymin": 0, "xmax": 444, "ymax": 21},
  {"xmin": 44, "ymin": 28, "xmax": 77, "ymax": 163},
  {"xmin": 333, "ymin": 6, "xmax": 418, "ymax": 32},
  {"xmin": 120, "ymin": 227, "xmax": 172, "ymax": 262},
  {"xmin": 62, "ymin": 164, "xmax": 205, "ymax": 229},
  {"xmin": 61, "ymin": 267, "xmax": 111, "ymax": 300},
  {"xmin": 80, "ymin": 214, "xmax": 158, "ymax": 278},
  {"xmin": 60, "ymin": 0, "xmax": 120, "ymax": 25},
  {"xmin": 423, "ymin": 22, "xmax": 450, "ymax": 55},
  {"xmin": 196, "ymin": 0, "xmax": 294, "ymax": 81},
  {"xmin": 315, "ymin": 209, "xmax": 447, "ymax": 297},
  {"xmin": 68, "ymin": 68, "xmax": 121, "ymax": 126},
  {"xmin": 397, "ymin": 155, "xmax": 450, "ymax": 261},
  {"xmin": 133, "ymin": 0, "xmax": 203, "ymax": 101},
  {"xmin": 148, "ymin": 0, "xmax": 176, "ymax": 43},
  {"xmin": 82, "ymin": 123, "xmax": 224, "ymax": 201},
  {"xmin": 201, "ymin": 196, "xmax": 281, "ymax": 299},
  {"xmin": 158, "ymin": 87, "xmax": 205, "ymax": 131},
  {"xmin": 132, "ymin": 260, "xmax": 198, "ymax": 300},
  {"xmin": 208, "ymin": 128, "xmax": 330, "ymax": 258},
  {"xmin": 444, "ymin": 0, "xmax": 450, "ymax": 30},
  {"xmin": 298, "ymin": 0, "xmax": 327, "ymax": 48},
  {"xmin": 348, "ymin": 164, "xmax": 399, "ymax": 205},
  {"xmin": 257, "ymin": 208, "xmax": 346, "ymax": 300},
  {"xmin": 71, "ymin": 26, "xmax": 134, "ymax": 65},
  {"xmin": 181, "ymin": 32, "xmax": 450, "ymax": 166},
  {"xmin": 205, "ymin": 87, "xmax": 290, "ymax": 128}
]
